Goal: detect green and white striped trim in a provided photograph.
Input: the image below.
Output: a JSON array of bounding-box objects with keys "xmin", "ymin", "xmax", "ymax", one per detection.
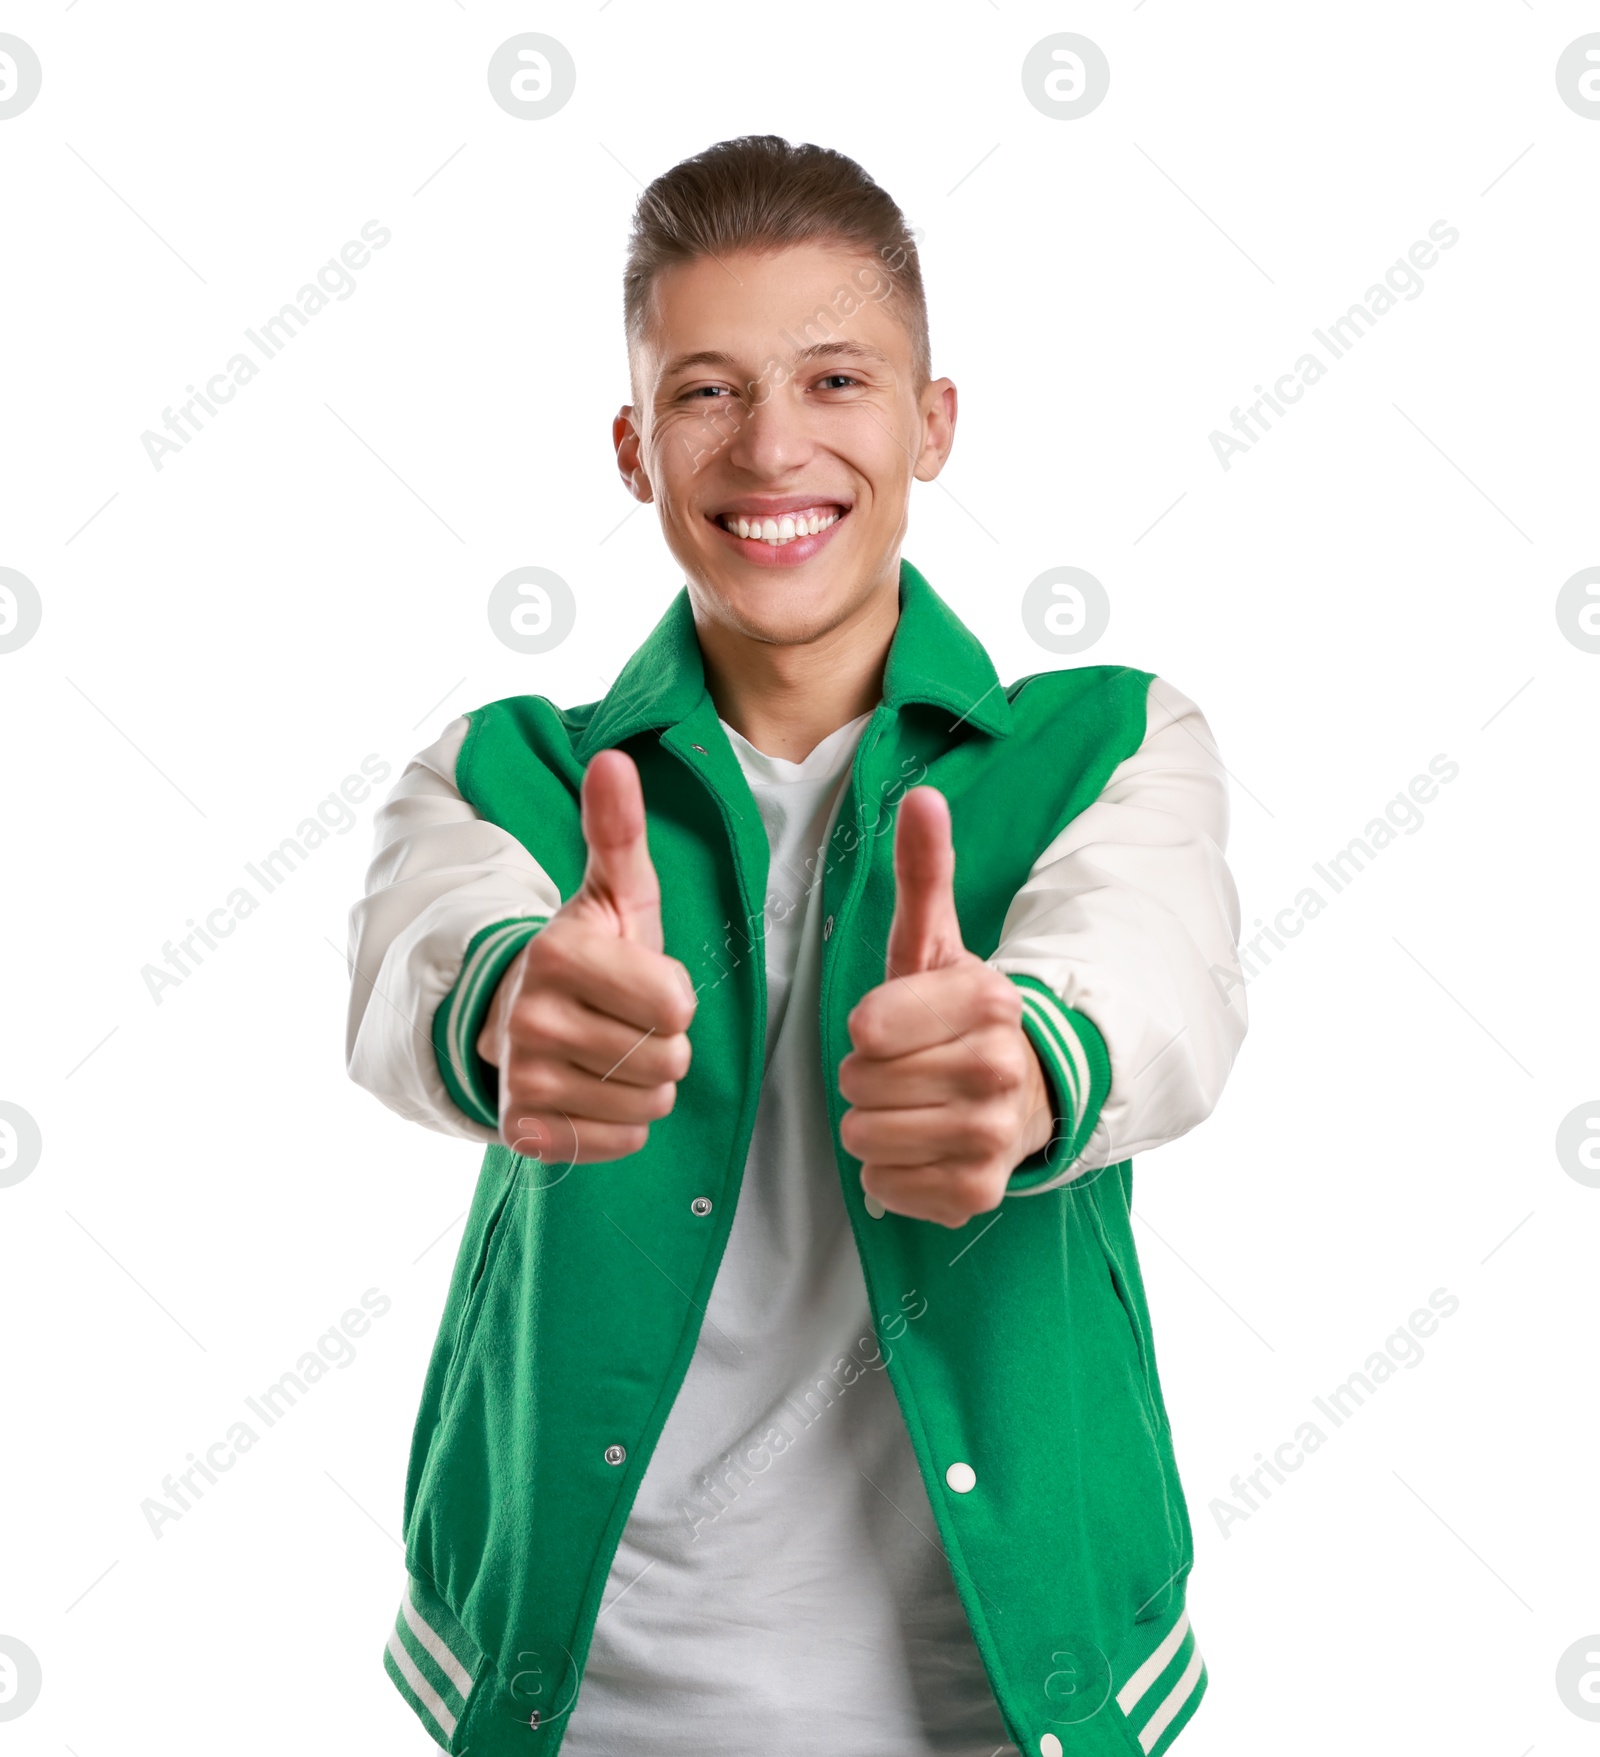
[
  {"xmin": 1114, "ymin": 1608, "xmax": 1207, "ymax": 1755},
  {"xmin": 382, "ymin": 1572, "xmax": 484, "ymax": 1749},
  {"xmin": 1003, "ymin": 973, "xmax": 1111, "ymax": 1194},
  {"xmin": 433, "ymin": 915, "xmax": 549, "ymax": 1129}
]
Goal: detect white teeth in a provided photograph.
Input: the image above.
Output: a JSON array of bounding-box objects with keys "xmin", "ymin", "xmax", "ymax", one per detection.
[{"xmin": 720, "ymin": 507, "xmax": 843, "ymax": 545}]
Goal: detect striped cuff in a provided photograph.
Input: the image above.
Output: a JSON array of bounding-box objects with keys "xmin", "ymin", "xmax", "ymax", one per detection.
[
  {"xmin": 1005, "ymin": 974, "xmax": 1111, "ymax": 1194},
  {"xmin": 382, "ymin": 1570, "xmax": 484, "ymax": 1748},
  {"xmin": 433, "ymin": 915, "xmax": 548, "ymax": 1130},
  {"xmin": 1114, "ymin": 1605, "xmax": 1208, "ymax": 1755}
]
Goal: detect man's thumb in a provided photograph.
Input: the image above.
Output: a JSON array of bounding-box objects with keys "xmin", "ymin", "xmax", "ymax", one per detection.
[
  {"xmin": 885, "ymin": 786, "xmax": 965, "ymax": 979},
  {"xmin": 579, "ymin": 749, "xmax": 663, "ymax": 951}
]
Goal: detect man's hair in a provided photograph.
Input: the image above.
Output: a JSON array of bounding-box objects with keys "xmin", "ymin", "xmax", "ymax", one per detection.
[{"xmin": 623, "ymin": 135, "xmax": 929, "ymax": 395}]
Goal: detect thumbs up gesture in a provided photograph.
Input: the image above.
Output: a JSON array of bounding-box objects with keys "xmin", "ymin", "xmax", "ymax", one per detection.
[
  {"xmin": 838, "ymin": 787, "xmax": 1055, "ymax": 1226},
  {"xmin": 476, "ymin": 750, "xmax": 697, "ymax": 1162}
]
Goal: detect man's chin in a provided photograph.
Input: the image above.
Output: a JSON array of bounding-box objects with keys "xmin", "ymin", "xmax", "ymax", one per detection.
[{"xmin": 691, "ymin": 558, "xmax": 859, "ymax": 646}]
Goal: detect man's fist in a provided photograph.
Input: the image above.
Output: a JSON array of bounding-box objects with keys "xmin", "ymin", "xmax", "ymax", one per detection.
[
  {"xmin": 838, "ymin": 787, "xmax": 1054, "ymax": 1227},
  {"xmin": 475, "ymin": 749, "xmax": 696, "ymax": 1163}
]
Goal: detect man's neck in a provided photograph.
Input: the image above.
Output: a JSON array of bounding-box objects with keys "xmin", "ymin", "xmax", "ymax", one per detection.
[{"xmin": 693, "ymin": 580, "xmax": 899, "ymax": 762}]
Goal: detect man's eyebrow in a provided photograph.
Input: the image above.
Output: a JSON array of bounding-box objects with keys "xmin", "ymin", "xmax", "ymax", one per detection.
[
  {"xmin": 791, "ymin": 340, "xmax": 891, "ymax": 367},
  {"xmin": 658, "ymin": 349, "xmax": 741, "ymax": 377}
]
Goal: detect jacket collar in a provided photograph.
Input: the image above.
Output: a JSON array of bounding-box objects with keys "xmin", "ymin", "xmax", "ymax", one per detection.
[{"xmin": 574, "ymin": 558, "xmax": 1013, "ymax": 759}]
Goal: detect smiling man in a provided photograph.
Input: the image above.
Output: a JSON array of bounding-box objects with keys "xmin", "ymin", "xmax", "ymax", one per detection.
[{"xmin": 347, "ymin": 136, "xmax": 1248, "ymax": 1757}]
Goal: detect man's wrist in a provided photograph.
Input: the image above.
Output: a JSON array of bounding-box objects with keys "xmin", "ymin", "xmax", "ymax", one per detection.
[
  {"xmin": 435, "ymin": 917, "xmax": 547, "ymax": 1130},
  {"xmin": 1001, "ymin": 974, "xmax": 1113, "ymax": 1191},
  {"xmin": 1013, "ymin": 1029, "xmax": 1056, "ymax": 1166},
  {"xmin": 476, "ymin": 970, "xmax": 511, "ymax": 1068}
]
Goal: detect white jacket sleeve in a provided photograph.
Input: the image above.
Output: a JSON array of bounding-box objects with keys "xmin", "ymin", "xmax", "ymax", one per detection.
[
  {"xmin": 990, "ymin": 676, "xmax": 1248, "ymax": 1193},
  {"xmin": 345, "ymin": 716, "xmax": 563, "ymax": 1141}
]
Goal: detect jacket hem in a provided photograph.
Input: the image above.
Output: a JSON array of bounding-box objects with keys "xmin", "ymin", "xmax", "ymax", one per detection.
[
  {"xmin": 382, "ymin": 1568, "xmax": 487, "ymax": 1752},
  {"xmin": 376, "ymin": 1580, "xmax": 1209, "ymax": 1757},
  {"xmin": 1106, "ymin": 1598, "xmax": 1208, "ymax": 1755}
]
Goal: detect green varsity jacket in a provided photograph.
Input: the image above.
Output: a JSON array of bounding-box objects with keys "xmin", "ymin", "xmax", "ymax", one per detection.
[{"xmin": 346, "ymin": 559, "xmax": 1249, "ymax": 1757}]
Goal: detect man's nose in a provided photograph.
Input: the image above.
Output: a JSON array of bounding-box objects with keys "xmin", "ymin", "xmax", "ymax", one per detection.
[{"xmin": 725, "ymin": 387, "xmax": 812, "ymax": 478}]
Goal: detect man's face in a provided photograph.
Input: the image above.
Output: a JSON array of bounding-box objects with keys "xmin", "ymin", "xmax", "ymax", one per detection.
[{"xmin": 614, "ymin": 240, "xmax": 956, "ymax": 647}]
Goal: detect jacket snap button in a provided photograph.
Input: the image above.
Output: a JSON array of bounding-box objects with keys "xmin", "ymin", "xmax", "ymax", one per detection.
[
  {"xmin": 945, "ymin": 1461, "xmax": 977, "ymax": 1494},
  {"xmin": 690, "ymin": 743, "xmax": 708, "ymax": 754},
  {"xmin": 823, "ymin": 915, "xmax": 834, "ymax": 940},
  {"xmin": 1040, "ymin": 1737, "xmax": 1062, "ymax": 1757},
  {"xmin": 690, "ymin": 1196, "xmax": 713, "ymax": 1216},
  {"xmin": 863, "ymin": 1193, "xmax": 886, "ymax": 1219},
  {"xmin": 604, "ymin": 1444, "xmax": 626, "ymax": 1466}
]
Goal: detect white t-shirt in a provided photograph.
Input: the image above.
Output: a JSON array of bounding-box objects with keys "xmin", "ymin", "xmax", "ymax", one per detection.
[{"xmin": 561, "ymin": 712, "xmax": 1018, "ymax": 1756}]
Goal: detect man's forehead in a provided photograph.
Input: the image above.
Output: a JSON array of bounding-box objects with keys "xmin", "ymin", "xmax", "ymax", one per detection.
[
  {"xmin": 654, "ymin": 338, "xmax": 894, "ymax": 379},
  {"xmin": 633, "ymin": 241, "xmax": 907, "ymax": 380}
]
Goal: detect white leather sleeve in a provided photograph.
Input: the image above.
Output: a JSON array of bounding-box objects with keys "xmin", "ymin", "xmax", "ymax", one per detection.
[
  {"xmin": 989, "ymin": 676, "xmax": 1248, "ymax": 1188},
  {"xmin": 344, "ymin": 716, "xmax": 563, "ymax": 1141}
]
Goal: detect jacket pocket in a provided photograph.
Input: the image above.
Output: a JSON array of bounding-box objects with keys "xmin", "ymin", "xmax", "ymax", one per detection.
[
  {"xmin": 1058, "ymin": 1194, "xmax": 1185, "ymax": 1632},
  {"xmin": 1084, "ymin": 1195, "xmax": 1162, "ymax": 1437},
  {"xmin": 441, "ymin": 1165, "xmax": 522, "ymax": 1417},
  {"xmin": 405, "ymin": 1164, "xmax": 535, "ymax": 1636}
]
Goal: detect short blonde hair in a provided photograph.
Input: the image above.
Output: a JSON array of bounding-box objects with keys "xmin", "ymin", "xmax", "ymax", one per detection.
[{"xmin": 623, "ymin": 134, "xmax": 930, "ymax": 393}]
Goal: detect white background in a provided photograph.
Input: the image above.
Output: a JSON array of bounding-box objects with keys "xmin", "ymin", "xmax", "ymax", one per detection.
[{"xmin": 2, "ymin": 2, "xmax": 1597, "ymax": 1752}]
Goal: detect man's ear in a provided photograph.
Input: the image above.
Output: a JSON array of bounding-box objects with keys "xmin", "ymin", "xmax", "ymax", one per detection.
[
  {"xmin": 612, "ymin": 407, "xmax": 655, "ymax": 504},
  {"xmin": 912, "ymin": 377, "xmax": 958, "ymax": 483}
]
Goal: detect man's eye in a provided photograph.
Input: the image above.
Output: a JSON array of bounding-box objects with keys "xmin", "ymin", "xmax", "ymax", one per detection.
[
  {"xmin": 679, "ymin": 385, "xmax": 733, "ymax": 402},
  {"xmin": 818, "ymin": 374, "xmax": 859, "ymax": 390}
]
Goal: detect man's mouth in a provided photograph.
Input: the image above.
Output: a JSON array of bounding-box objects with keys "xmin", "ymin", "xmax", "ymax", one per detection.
[{"xmin": 710, "ymin": 502, "xmax": 849, "ymax": 548}]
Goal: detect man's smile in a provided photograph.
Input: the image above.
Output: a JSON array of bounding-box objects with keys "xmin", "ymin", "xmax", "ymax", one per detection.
[{"xmin": 706, "ymin": 494, "xmax": 852, "ymax": 565}]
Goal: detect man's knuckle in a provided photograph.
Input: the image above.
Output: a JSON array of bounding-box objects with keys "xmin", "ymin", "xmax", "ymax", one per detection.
[
  {"xmin": 665, "ymin": 958, "xmax": 699, "ymax": 1013},
  {"xmin": 512, "ymin": 993, "xmax": 562, "ymax": 1046},
  {"xmin": 988, "ymin": 1049, "xmax": 1027, "ymax": 1094},
  {"xmin": 982, "ymin": 1102, "xmax": 1018, "ymax": 1148},
  {"xmin": 952, "ymin": 1169, "xmax": 1001, "ymax": 1213},
  {"xmin": 531, "ymin": 930, "xmax": 579, "ymax": 981},
  {"xmin": 943, "ymin": 1115, "xmax": 986, "ymax": 1158},
  {"xmin": 837, "ymin": 1055, "xmax": 869, "ymax": 1102},
  {"xmin": 977, "ymin": 978, "xmax": 1020, "ymax": 1025},
  {"xmin": 513, "ymin": 1062, "xmax": 561, "ymax": 1106},
  {"xmin": 841, "ymin": 1111, "xmax": 878, "ymax": 1156}
]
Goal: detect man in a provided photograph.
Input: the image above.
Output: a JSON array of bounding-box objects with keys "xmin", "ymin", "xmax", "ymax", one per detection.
[{"xmin": 347, "ymin": 134, "xmax": 1247, "ymax": 1757}]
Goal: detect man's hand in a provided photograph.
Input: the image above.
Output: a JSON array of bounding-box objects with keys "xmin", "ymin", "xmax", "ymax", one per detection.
[
  {"xmin": 475, "ymin": 750, "xmax": 696, "ymax": 1163},
  {"xmin": 838, "ymin": 787, "xmax": 1055, "ymax": 1227}
]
